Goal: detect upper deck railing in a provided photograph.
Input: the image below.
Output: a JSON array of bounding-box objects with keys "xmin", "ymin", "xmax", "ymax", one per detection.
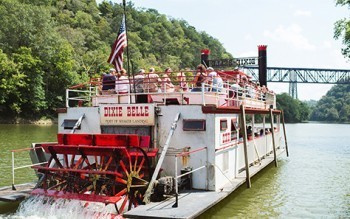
[{"xmin": 65, "ymin": 71, "xmax": 276, "ymax": 109}]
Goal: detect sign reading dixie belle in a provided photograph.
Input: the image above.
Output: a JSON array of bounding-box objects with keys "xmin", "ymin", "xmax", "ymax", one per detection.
[{"xmin": 100, "ymin": 104, "xmax": 155, "ymax": 126}]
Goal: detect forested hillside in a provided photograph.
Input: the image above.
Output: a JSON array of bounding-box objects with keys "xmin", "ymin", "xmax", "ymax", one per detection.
[
  {"xmin": 276, "ymin": 93, "xmax": 310, "ymax": 123},
  {"xmin": 310, "ymin": 82, "xmax": 350, "ymax": 122},
  {"xmin": 0, "ymin": 0, "xmax": 231, "ymax": 120}
]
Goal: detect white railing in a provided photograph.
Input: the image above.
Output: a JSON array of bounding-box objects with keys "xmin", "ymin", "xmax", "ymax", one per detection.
[
  {"xmin": 66, "ymin": 86, "xmax": 97, "ymax": 107},
  {"xmin": 200, "ymin": 81, "xmax": 275, "ymax": 109},
  {"xmin": 173, "ymin": 147, "xmax": 208, "ymax": 207},
  {"xmin": 65, "ymin": 79, "xmax": 276, "ymax": 109},
  {"xmin": 11, "ymin": 146, "xmax": 48, "ymax": 190}
]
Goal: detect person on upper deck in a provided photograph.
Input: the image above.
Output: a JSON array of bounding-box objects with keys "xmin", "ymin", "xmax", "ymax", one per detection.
[
  {"xmin": 133, "ymin": 69, "xmax": 149, "ymax": 103},
  {"xmin": 261, "ymin": 85, "xmax": 268, "ymax": 100},
  {"xmin": 191, "ymin": 64, "xmax": 207, "ymax": 92},
  {"xmin": 102, "ymin": 68, "xmax": 117, "ymax": 91},
  {"xmin": 238, "ymin": 75, "xmax": 248, "ymax": 97},
  {"xmin": 143, "ymin": 67, "xmax": 161, "ymax": 92},
  {"xmin": 161, "ymin": 67, "xmax": 175, "ymax": 92},
  {"xmin": 246, "ymin": 80, "xmax": 255, "ymax": 98},
  {"xmin": 133, "ymin": 69, "xmax": 145, "ymax": 93},
  {"xmin": 176, "ymin": 70, "xmax": 188, "ymax": 92},
  {"xmin": 230, "ymin": 81, "xmax": 240, "ymax": 98},
  {"xmin": 255, "ymin": 82, "xmax": 262, "ymax": 100},
  {"xmin": 207, "ymin": 67, "xmax": 223, "ymax": 92},
  {"xmin": 207, "ymin": 67, "xmax": 215, "ymax": 91},
  {"xmin": 115, "ymin": 68, "xmax": 129, "ymax": 94}
]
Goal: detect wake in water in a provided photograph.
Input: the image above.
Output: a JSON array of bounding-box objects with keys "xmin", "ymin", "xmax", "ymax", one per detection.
[{"xmin": 2, "ymin": 196, "xmax": 119, "ymax": 219}]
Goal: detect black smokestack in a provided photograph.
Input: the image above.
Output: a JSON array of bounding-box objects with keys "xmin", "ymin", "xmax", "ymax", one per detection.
[
  {"xmin": 258, "ymin": 45, "xmax": 267, "ymax": 86},
  {"xmin": 201, "ymin": 49, "xmax": 210, "ymax": 68}
]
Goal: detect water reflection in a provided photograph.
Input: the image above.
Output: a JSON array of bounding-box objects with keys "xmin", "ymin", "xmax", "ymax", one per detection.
[
  {"xmin": 0, "ymin": 124, "xmax": 56, "ymax": 186},
  {"xmin": 200, "ymin": 123, "xmax": 350, "ymax": 218}
]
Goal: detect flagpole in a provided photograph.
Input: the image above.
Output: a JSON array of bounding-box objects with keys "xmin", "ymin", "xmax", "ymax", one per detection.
[
  {"xmin": 123, "ymin": 0, "xmax": 131, "ymax": 77},
  {"xmin": 123, "ymin": 0, "xmax": 135, "ymax": 102}
]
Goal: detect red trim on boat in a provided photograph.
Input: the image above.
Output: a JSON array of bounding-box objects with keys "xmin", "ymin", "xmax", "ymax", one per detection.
[
  {"xmin": 202, "ymin": 105, "xmax": 281, "ymax": 114},
  {"xmin": 57, "ymin": 134, "xmax": 140, "ymax": 147},
  {"xmin": 40, "ymin": 144, "xmax": 127, "ymax": 156},
  {"xmin": 56, "ymin": 108, "xmax": 67, "ymax": 113}
]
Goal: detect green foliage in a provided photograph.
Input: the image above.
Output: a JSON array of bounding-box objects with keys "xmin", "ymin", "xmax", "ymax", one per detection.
[
  {"xmin": 276, "ymin": 93, "xmax": 310, "ymax": 122},
  {"xmin": 334, "ymin": 1, "xmax": 350, "ymax": 59},
  {"xmin": 12, "ymin": 47, "xmax": 46, "ymax": 116},
  {"xmin": 0, "ymin": 49, "xmax": 24, "ymax": 111},
  {"xmin": 0, "ymin": 0, "xmax": 232, "ymax": 120},
  {"xmin": 310, "ymin": 83, "xmax": 350, "ymax": 122}
]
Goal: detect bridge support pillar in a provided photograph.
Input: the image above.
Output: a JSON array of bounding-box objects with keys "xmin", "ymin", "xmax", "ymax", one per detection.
[{"xmin": 289, "ymin": 82, "xmax": 298, "ymax": 99}]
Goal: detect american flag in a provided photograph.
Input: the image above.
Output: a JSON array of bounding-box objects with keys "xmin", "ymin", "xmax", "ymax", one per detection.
[{"xmin": 108, "ymin": 16, "xmax": 127, "ymax": 72}]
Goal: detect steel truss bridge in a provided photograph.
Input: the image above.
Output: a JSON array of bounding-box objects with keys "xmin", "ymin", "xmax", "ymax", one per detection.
[{"xmin": 243, "ymin": 66, "xmax": 350, "ymax": 99}]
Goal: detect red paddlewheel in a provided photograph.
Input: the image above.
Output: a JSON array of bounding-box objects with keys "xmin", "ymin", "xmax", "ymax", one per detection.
[{"xmin": 32, "ymin": 145, "xmax": 151, "ymax": 214}]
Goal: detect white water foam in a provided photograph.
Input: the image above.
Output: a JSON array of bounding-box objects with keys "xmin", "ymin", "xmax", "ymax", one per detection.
[{"xmin": 2, "ymin": 196, "xmax": 118, "ymax": 219}]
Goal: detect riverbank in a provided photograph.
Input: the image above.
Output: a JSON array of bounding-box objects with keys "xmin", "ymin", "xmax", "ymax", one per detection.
[{"xmin": 0, "ymin": 117, "xmax": 57, "ymax": 125}]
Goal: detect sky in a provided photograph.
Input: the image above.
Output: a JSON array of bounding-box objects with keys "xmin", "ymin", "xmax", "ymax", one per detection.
[{"xmin": 97, "ymin": 0, "xmax": 350, "ymax": 100}]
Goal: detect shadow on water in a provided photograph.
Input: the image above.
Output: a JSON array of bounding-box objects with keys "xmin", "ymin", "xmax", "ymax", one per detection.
[
  {"xmin": 199, "ymin": 123, "xmax": 350, "ymax": 218},
  {"xmin": 0, "ymin": 201, "xmax": 20, "ymax": 214},
  {"xmin": 198, "ymin": 158, "xmax": 289, "ymax": 219}
]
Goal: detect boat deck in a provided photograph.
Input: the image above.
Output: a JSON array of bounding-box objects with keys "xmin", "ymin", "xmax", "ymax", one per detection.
[
  {"xmin": 0, "ymin": 183, "xmax": 35, "ymax": 202},
  {"xmin": 124, "ymin": 148, "xmax": 285, "ymax": 219}
]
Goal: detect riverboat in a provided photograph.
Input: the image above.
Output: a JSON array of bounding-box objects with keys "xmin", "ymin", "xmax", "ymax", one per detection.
[{"xmin": 3, "ymin": 48, "xmax": 288, "ymax": 218}]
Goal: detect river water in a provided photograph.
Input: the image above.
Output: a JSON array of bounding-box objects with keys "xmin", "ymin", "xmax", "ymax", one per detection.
[{"xmin": 0, "ymin": 123, "xmax": 349, "ymax": 218}]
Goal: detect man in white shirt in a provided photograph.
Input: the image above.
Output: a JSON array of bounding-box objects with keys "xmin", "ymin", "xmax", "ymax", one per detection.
[
  {"xmin": 207, "ymin": 67, "xmax": 223, "ymax": 92},
  {"xmin": 144, "ymin": 67, "xmax": 161, "ymax": 92}
]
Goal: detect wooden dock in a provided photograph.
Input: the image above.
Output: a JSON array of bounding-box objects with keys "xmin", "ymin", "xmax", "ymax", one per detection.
[
  {"xmin": 0, "ymin": 183, "xmax": 35, "ymax": 202},
  {"xmin": 124, "ymin": 148, "xmax": 285, "ymax": 219}
]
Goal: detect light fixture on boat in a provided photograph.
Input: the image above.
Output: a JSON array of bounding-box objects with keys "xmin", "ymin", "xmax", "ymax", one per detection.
[{"xmin": 155, "ymin": 106, "xmax": 162, "ymax": 116}]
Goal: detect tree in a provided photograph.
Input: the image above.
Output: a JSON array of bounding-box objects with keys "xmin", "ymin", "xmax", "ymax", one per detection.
[
  {"xmin": 334, "ymin": 0, "xmax": 350, "ymax": 59},
  {"xmin": 276, "ymin": 93, "xmax": 311, "ymax": 122},
  {"xmin": 0, "ymin": 0, "xmax": 233, "ymax": 120},
  {"xmin": 12, "ymin": 47, "xmax": 46, "ymax": 117},
  {"xmin": 310, "ymin": 83, "xmax": 350, "ymax": 122},
  {"xmin": 0, "ymin": 49, "xmax": 25, "ymax": 116}
]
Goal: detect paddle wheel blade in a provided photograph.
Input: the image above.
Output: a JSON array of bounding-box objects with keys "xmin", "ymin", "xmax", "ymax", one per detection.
[
  {"xmin": 31, "ymin": 189, "xmax": 122, "ymax": 205},
  {"xmin": 31, "ymin": 135, "xmax": 152, "ymax": 214}
]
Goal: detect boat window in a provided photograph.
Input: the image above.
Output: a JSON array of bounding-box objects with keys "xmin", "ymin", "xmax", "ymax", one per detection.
[
  {"xmin": 163, "ymin": 98, "xmax": 180, "ymax": 105},
  {"xmin": 183, "ymin": 119, "xmax": 206, "ymax": 131},
  {"xmin": 231, "ymin": 118, "xmax": 239, "ymax": 131},
  {"xmin": 62, "ymin": 119, "xmax": 80, "ymax": 130},
  {"xmin": 220, "ymin": 119, "xmax": 228, "ymax": 131}
]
